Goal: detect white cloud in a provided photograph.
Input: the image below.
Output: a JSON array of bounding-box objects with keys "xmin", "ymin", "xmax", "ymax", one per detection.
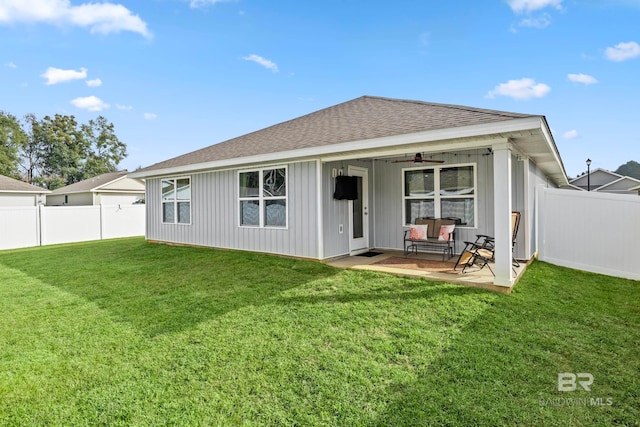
[
  {"xmin": 71, "ymin": 95, "xmax": 109, "ymax": 111},
  {"xmin": 563, "ymin": 129, "xmax": 578, "ymax": 139},
  {"xmin": 507, "ymin": 0, "xmax": 563, "ymax": 13},
  {"xmin": 605, "ymin": 41, "xmax": 640, "ymax": 62},
  {"xmin": 568, "ymin": 73, "xmax": 598, "ymax": 85},
  {"xmin": 86, "ymin": 78, "xmax": 102, "ymax": 87},
  {"xmin": 189, "ymin": 0, "xmax": 232, "ymax": 8},
  {"xmin": 41, "ymin": 66, "xmax": 87, "ymax": 85},
  {"xmin": 0, "ymin": 0, "xmax": 151, "ymax": 38},
  {"xmin": 116, "ymin": 104, "xmax": 133, "ymax": 110},
  {"xmin": 486, "ymin": 78, "xmax": 551, "ymax": 100},
  {"xmin": 517, "ymin": 14, "xmax": 551, "ymax": 29},
  {"xmin": 242, "ymin": 54, "xmax": 279, "ymax": 72},
  {"xmin": 144, "ymin": 112, "xmax": 157, "ymax": 120},
  {"xmin": 6, "ymin": 61, "xmax": 17, "ymax": 68}
]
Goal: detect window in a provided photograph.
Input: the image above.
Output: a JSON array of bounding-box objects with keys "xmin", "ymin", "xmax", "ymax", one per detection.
[
  {"xmin": 239, "ymin": 167, "xmax": 287, "ymax": 227},
  {"xmin": 162, "ymin": 177, "xmax": 191, "ymax": 224},
  {"xmin": 403, "ymin": 164, "xmax": 476, "ymax": 227}
]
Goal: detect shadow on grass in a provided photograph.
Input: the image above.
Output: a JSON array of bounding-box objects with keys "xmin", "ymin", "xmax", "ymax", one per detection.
[
  {"xmin": 372, "ymin": 261, "xmax": 640, "ymax": 426},
  {"xmin": 0, "ymin": 238, "xmax": 342, "ymax": 337}
]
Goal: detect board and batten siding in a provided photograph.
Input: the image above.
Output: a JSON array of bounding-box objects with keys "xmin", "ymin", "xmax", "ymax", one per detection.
[
  {"xmin": 372, "ymin": 149, "xmax": 496, "ymax": 253},
  {"xmin": 321, "ymin": 160, "xmax": 374, "ymax": 259},
  {"xmin": 146, "ymin": 161, "xmax": 319, "ymax": 258}
]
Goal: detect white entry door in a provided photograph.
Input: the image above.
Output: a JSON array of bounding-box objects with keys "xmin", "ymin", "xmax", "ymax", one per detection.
[{"xmin": 349, "ymin": 166, "xmax": 369, "ymax": 254}]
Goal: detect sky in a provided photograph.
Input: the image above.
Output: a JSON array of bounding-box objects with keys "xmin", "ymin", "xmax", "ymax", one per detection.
[{"xmin": 1, "ymin": 0, "xmax": 639, "ymax": 179}]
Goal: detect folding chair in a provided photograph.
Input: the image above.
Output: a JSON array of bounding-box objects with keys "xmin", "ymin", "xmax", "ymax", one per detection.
[
  {"xmin": 511, "ymin": 211, "xmax": 521, "ymax": 268},
  {"xmin": 454, "ymin": 235, "xmax": 495, "ymax": 274}
]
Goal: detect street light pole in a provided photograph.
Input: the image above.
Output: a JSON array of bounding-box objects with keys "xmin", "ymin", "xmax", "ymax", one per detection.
[{"xmin": 586, "ymin": 158, "xmax": 592, "ymax": 191}]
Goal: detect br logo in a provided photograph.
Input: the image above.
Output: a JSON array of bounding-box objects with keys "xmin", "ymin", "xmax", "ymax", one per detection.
[{"xmin": 558, "ymin": 373, "xmax": 594, "ymax": 392}]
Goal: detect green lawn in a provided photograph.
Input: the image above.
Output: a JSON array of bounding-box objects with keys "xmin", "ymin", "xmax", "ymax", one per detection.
[{"xmin": 0, "ymin": 238, "xmax": 638, "ymax": 426}]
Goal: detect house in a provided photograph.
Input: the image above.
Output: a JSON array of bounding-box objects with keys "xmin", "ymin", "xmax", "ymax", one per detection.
[
  {"xmin": 46, "ymin": 171, "xmax": 145, "ymax": 206},
  {"xmin": 130, "ymin": 96, "xmax": 569, "ymax": 287},
  {"xmin": 0, "ymin": 174, "xmax": 49, "ymax": 206},
  {"xmin": 569, "ymin": 168, "xmax": 640, "ymax": 195},
  {"xmin": 629, "ymin": 184, "xmax": 640, "ymax": 195}
]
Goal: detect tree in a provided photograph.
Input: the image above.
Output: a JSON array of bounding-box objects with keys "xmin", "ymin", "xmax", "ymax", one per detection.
[
  {"xmin": 19, "ymin": 114, "xmax": 46, "ymax": 185},
  {"xmin": 38, "ymin": 114, "xmax": 88, "ymax": 188},
  {"xmin": 615, "ymin": 161, "xmax": 640, "ymax": 180},
  {"xmin": 81, "ymin": 116, "xmax": 127, "ymax": 178},
  {"xmin": 12, "ymin": 113, "xmax": 127, "ymax": 189},
  {"xmin": 0, "ymin": 111, "xmax": 27, "ymax": 179}
]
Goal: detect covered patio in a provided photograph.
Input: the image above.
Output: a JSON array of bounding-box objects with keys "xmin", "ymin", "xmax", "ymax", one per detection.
[{"xmin": 326, "ymin": 249, "xmax": 528, "ymax": 294}]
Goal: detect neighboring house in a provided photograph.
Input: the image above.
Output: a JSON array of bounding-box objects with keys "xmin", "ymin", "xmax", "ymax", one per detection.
[
  {"xmin": 46, "ymin": 171, "xmax": 145, "ymax": 206},
  {"xmin": 130, "ymin": 96, "xmax": 569, "ymax": 287},
  {"xmin": 0, "ymin": 174, "xmax": 49, "ymax": 206},
  {"xmin": 629, "ymin": 184, "xmax": 640, "ymax": 195},
  {"xmin": 569, "ymin": 168, "xmax": 640, "ymax": 195}
]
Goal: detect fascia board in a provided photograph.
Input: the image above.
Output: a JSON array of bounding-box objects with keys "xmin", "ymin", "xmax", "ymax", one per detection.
[
  {"xmin": 0, "ymin": 189, "xmax": 51, "ymax": 194},
  {"xmin": 537, "ymin": 118, "xmax": 569, "ymax": 187},
  {"xmin": 597, "ymin": 175, "xmax": 640, "ymax": 190},
  {"xmin": 90, "ymin": 175, "xmax": 128, "ymax": 192},
  {"xmin": 94, "ymin": 189, "xmax": 146, "ymax": 194},
  {"xmin": 130, "ymin": 117, "xmax": 545, "ymax": 179}
]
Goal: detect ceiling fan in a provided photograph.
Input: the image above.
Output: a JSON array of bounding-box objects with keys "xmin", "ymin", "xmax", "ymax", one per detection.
[{"xmin": 392, "ymin": 153, "xmax": 444, "ymax": 164}]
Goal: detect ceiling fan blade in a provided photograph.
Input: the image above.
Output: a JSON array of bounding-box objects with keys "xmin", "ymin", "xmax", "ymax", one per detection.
[{"xmin": 391, "ymin": 158, "xmax": 445, "ymax": 163}]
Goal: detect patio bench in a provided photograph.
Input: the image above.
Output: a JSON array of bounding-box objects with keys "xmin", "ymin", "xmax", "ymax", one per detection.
[{"xmin": 404, "ymin": 218, "xmax": 457, "ymax": 261}]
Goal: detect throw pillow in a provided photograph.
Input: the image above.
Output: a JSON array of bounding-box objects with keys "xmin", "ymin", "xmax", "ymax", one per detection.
[
  {"xmin": 409, "ymin": 224, "xmax": 428, "ymax": 240},
  {"xmin": 438, "ymin": 224, "xmax": 455, "ymax": 241}
]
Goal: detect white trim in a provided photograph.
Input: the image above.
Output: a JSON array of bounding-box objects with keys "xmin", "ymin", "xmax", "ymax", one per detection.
[
  {"xmin": 143, "ymin": 158, "xmax": 312, "ymax": 181},
  {"xmin": 320, "ymin": 138, "xmax": 502, "ymax": 163},
  {"xmin": 90, "ymin": 175, "xmax": 130, "ymax": 192},
  {"xmin": 522, "ymin": 157, "xmax": 531, "ymax": 260},
  {"xmin": 0, "ymin": 190, "xmax": 49, "ymax": 194},
  {"xmin": 538, "ymin": 120, "xmax": 569, "ymax": 186},
  {"xmin": 569, "ymin": 168, "xmax": 622, "ymax": 185},
  {"xmin": 237, "ymin": 165, "xmax": 289, "ymax": 229},
  {"xmin": 492, "ymin": 145, "xmax": 514, "ymax": 287},
  {"xmin": 160, "ymin": 176, "xmax": 192, "ymax": 225},
  {"xmin": 401, "ymin": 162, "xmax": 478, "ymax": 228},
  {"xmin": 371, "ymin": 159, "xmax": 376, "ymax": 249},
  {"xmin": 594, "ymin": 175, "xmax": 640, "ymax": 191},
  {"xmin": 130, "ymin": 117, "xmax": 546, "ymax": 179},
  {"xmin": 316, "ymin": 160, "xmax": 324, "ymax": 259},
  {"xmin": 348, "ymin": 165, "xmax": 369, "ymax": 254}
]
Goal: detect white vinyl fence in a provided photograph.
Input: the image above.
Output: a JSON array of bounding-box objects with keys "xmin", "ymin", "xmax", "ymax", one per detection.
[
  {"xmin": 537, "ymin": 186, "xmax": 640, "ymax": 280},
  {"xmin": 0, "ymin": 204, "xmax": 145, "ymax": 250}
]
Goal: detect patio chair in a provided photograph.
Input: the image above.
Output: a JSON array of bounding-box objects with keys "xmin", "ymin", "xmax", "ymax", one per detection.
[
  {"xmin": 454, "ymin": 211, "xmax": 521, "ymax": 275},
  {"xmin": 511, "ymin": 211, "xmax": 521, "ymax": 268},
  {"xmin": 454, "ymin": 235, "xmax": 495, "ymax": 274}
]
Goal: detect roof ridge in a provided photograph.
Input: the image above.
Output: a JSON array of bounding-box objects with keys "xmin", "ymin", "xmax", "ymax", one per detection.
[{"xmin": 361, "ymin": 95, "xmax": 537, "ymax": 118}]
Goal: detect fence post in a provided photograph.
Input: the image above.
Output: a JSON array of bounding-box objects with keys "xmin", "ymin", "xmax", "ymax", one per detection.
[{"xmin": 100, "ymin": 204, "xmax": 104, "ymax": 241}]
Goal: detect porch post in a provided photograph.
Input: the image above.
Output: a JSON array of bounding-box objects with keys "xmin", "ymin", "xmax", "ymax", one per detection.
[
  {"xmin": 492, "ymin": 141, "xmax": 514, "ymax": 287},
  {"xmin": 521, "ymin": 156, "xmax": 531, "ymax": 260}
]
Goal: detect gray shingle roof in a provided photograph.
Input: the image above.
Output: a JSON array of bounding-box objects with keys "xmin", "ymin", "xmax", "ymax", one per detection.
[
  {"xmin": 49, "ymin": 171, "xmax": 129, "ymax": 194},
  {"xmin": 138, "ymin": 95, "xmax": 537, "ymax": 173},
  {"xmin": 0, "ymin": 175, "xmax": 49, "ymax": 193}
]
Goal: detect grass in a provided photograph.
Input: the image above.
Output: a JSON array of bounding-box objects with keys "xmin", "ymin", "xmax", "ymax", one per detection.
[{"xmin": 0, "ymin": 237, "xmax": 638, "ymax": 426}]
